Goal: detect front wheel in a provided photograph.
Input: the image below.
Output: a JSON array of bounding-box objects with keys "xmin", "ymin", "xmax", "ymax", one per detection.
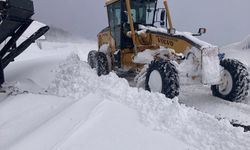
[
  {"xmin": 96, "ymin": 52, "xmax": 110, "ymax": 76},
  {"xmin": 211, "ymin": 59, "xmax": 250, "ymax": 102},
  {"xmin": 145, "ymin": 60, "xmax": 180, "ymax": 99}
]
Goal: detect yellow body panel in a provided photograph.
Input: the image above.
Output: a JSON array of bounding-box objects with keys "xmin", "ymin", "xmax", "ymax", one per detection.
[
  {"xmin": 150, "ymin": 33, "xmax": 192, "ymax": 54},
  {"xmin": 164, "ymin": 0, "xmax": 173, "ymax": 29},
  {"xmin": 121, "ymin": 50, "xmax": 134, "ymax": 68},
  {"xmin": 125, "ymin": 0, "xmax": 138, "ymax": 55},
  {"xmin": 98, "ymin": 31, "xmax": 110, "ymax": 49},
  {"xmin": 98, "ymin": 30, "xmax": 193, "ymax": 68},
  {"xmin": 105, "ymin": 0, "xmax": 119, "ymax": 5},
  {"xmin": 98, "ymin": 30, "xmax": 116, "ymax": 53}
]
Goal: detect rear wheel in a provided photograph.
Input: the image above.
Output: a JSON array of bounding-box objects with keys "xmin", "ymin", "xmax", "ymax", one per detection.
[
  {"xmin": 145, "ymin": 60, "xmax": 180, "ymax": 99},
  {"xmin": 96, "ymin": 52, "xmax": 110, "ymax": 76},
  {"xmin": 87, "ymin": 50, "xmax": 97, "ymax": 68},
  {"xmin": 211, "ymin": 59, "xmax": 250, "ymax": 102}
]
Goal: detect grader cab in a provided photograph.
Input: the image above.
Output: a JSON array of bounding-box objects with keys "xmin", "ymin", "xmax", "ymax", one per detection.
[
  {"xmin": 106, "ymin": 0, "xmax": 158, "ymax": 50},
  {"xmin": 88, "ymin": 0, "xmax": 249, "ymax": 102}
]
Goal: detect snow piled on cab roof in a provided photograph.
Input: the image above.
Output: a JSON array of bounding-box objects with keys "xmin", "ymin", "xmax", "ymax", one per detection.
[{"xmin": 48, "ymin": 53, "xmax": 250, "ymax": 150}]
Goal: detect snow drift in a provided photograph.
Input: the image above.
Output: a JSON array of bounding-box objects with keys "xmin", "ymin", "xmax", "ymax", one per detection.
[
  {"xmin": 48, "ymin": 53, "xmax": 250, "ymax": 150},
  {"xmin": 220, "ymin": 34, "xmax": 250, "ymax": 67},
  {"xmin": 1, "ymin": 37, "xmax": 250, "ymax": 150},
  {"xmin": 223, "ymin": 34, "xmax": 250, "ymax": 50}
]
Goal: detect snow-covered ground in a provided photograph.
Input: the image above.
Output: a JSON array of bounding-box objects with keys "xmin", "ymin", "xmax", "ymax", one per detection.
[{"xmin": 1, "ymin": 34, "xmax": 250, "ymax": 150}]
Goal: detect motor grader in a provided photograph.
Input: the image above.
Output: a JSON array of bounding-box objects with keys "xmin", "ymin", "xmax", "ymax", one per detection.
[{"xmin": 88, "ymin": 0, "xmax": 249, "ymax": 102}]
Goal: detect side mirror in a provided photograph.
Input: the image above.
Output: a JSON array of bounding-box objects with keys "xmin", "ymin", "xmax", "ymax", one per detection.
[
  {"xmin": 198, "ymin": 28, "xmax": 206, "ymax": 35},
  {"xmin": 193, "ymin": 28, "xmax": 207, "ymax": 36},
  {"xmin": 160, "ymin": 10, "xmax": 165, "ymax": 26}
]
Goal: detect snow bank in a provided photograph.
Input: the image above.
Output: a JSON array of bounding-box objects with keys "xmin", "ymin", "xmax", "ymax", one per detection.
[
  {"xmin": 223, "ymin": 34, "xmax": 250, "ymax": 50},
  {"xmin": 56, "ymin": 100, "xmax": 190, "ymax": 150},
  {"xmin": 48, "ymin": 54, "xmax": 250, "ymax": 150},
  {"xmin": 221, "ymin": 35, "xmax": 250, "ymax": 67},
  {"xmin": 201, "ymin": 47, "xmax": 221, "ymax": 84}
]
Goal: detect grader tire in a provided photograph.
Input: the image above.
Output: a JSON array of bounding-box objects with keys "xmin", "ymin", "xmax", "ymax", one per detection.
[
  {"xmin": 145, "ymin": 60, "xmax": 180, "ymax": 99},
  {"xmin": 211, "ymin": 59, "xmax": 250, "ymax": 102},
  {"xmin": 96, "ymin": 52, "xmax": 110, "ymax": 76}
]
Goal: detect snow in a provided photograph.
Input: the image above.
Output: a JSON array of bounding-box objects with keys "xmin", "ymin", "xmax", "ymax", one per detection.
[
  {"xmin": 0, "ymin": 94, "xmax": 74, "ymax": 150},
  {"xmin": 47, "ymin": 53, "xmax": 250, "ymax": 150},
  {"xmin": 133, "ymin": 49, "xmax": 157, "ymax": 64},
  {"xmin": 201, "ymin": 46, "xmax": 221, "ymax": 85},
  {"xmin": 223, "ymin": 34, "xmax": 250, "ymax": 50},
  {"xmin": 56, "ymin": 100, "xmax": 189, "ymax": 150},
  {"xmin": 0, "ymin": 33, "xmax": 250, "ymax": 150},
  {"xmin": 7, "ymin": 94, "xmax": 101, "ymax": 150},
  {"xmin": 133, "ymin": 48, "xmax": 183, "ymax": 64},
  {"xmin": 176, "ymin": 31, "xmax": 213, "ymax": 49},
  {"xmin": 99, "ymin": 44, "xmax": 110, "ymax": 54},
  {"xmin": 221, "ymin": 34, "xmax": 250, "ymax": 67}
]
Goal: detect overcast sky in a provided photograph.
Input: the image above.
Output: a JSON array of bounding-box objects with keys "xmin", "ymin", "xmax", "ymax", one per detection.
[{"xmin": 33, "ymin": 0, "xmax": 250, "ymax": 46}]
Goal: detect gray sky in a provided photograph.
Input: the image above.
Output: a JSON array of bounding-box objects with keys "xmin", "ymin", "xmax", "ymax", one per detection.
[{"xmin": 33, "ymin": 0, "xmax": 250, "ymax": 46}]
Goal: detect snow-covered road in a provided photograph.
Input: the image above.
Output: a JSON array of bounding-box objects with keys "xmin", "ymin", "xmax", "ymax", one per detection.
[
  {"xmin": 1, "ymin": 39, "xmax": 250, "ymax": 150},
  {"xmin": 180, "ymin": 84, "xmax": 250, "ymax": 126}
]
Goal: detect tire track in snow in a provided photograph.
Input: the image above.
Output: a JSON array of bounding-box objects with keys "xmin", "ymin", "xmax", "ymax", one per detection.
[
  {"xmin": 8, "ymin": 94, "xmax": 103, "ymax": 150},
  {"xmin": 0, "ymin": 94, "xmax": 74, "ymax": 150},
  {"xmin": 179, "ymin": 84, "xmax": 250, "ymax": 126},
  {"xmin": 51, "ymin": 97, "xmax": 106, "ymax": 150}
]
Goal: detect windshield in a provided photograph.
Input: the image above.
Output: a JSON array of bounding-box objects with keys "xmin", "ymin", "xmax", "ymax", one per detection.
[{"xmin": 130, "ymin": 0, "xmax": 157, "ymax": 25}]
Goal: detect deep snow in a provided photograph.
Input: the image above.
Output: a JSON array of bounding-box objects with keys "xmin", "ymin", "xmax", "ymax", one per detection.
[
  {"xmin": 1, "ymin": 41, "xmax": 192, "ymax": 150},
  {"xmin": 48, "ymin": 53, "xmax": 250, "ymax": 150},
  {"xmin": 0, "ymin": 34, "xmax": 250, "ymax": 150}
]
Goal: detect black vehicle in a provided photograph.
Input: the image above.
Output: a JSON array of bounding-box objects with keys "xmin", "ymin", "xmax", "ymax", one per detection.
[{"xmin": 0, "ymin": 0, "xmax": 49, "ymax": 85}]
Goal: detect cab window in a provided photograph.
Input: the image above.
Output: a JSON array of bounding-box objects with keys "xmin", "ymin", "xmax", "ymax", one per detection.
[{"xmin": 107, "ymin": 1, "xmax": 121, "ymax": 48}]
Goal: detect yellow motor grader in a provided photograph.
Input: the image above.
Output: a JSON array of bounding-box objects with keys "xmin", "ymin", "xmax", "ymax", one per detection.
[{"xmin": 88, "ymin": 0, "xmax": 249, "ymax": 102}]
